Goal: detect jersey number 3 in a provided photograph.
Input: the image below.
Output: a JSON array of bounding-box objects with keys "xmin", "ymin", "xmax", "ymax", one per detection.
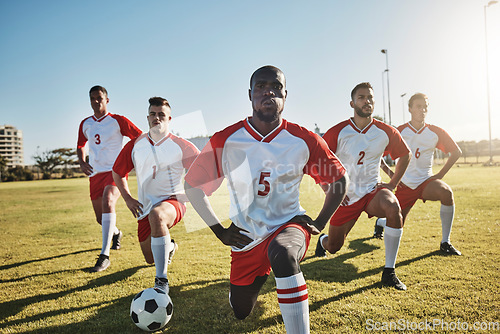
[
  {"xmin": 258, "ymin": 172, "xmax": 271, "ymax": 196},
  {"xmin": 95, "ymin": 134, "xmax": 101, "ymax": 145}
]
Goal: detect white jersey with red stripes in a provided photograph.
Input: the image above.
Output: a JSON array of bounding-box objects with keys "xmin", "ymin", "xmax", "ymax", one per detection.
[
  {"xmin": 323, "ymin": 118, "xmax": 410, "ymax": 206},
  {"xmin": 185, "ymin": 117, "xmax": 346, "ymax": 252},
  {"xmin": 77, "ymin": 113, "xmax": 142, "ymax": 177},
  {"xmin": 398, "ymin": 123, "xmax": 459, "ymax": 189},
  {"xmin": 113, "ymin": 133, "xmax": 200, "ymax": 220}
]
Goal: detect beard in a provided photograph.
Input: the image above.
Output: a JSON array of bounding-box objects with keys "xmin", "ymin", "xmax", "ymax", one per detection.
[
  {"xmin": 354, "ymin": 105, "xmax": 372, "ymax": 118},
  {"xmin": 255, "ymin": 109, "xmax": 280, "ymax": 123}
]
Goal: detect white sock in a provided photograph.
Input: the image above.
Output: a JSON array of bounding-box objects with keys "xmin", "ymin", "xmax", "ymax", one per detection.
[
  {"xmin": 275, "ymin": 273, "xmax": 309, "ymax": 334},
  {"xmin": 151, "ymin": 236, "xmax": 170, "ymax": 278},
  {"xmin": 319, "ymin": 234, "xmax": 328, "ymax": 250},
  {"xmin": 376, "ymin": 218, "xmax": 387, "ymax": 227},
  {"xmin": 440, "ymin": 204, "xmax": 454, "ymax": 244},
  {"xmin": 384, "ymin": 226, "xmax": 403, "ymax": 269},
  {"xmin": 101, "ymin": 213, "xmax": 116, "ymax": 256}
]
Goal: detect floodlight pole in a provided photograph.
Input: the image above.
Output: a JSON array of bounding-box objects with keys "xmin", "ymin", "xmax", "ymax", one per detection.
[
  {"xmin": 382, "ymin": 71, "xmax": 387, "ymax": 123},
  {"xmin": 484, "ymin": 0, "xmax": 497, "ymax": 164},
  {"xmin": 401, "ymin": 93, "xmax": 407, "ymax": 123},
  {"xmin": 381, "ymin": 49, "xmax": 392, "ymax": 125}
]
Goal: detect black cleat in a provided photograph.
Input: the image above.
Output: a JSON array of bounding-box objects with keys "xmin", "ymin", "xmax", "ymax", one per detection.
[
  {"xmin": 440, "ymin": 242, "xmax": 462, "ymax": 256},
  {"xmin": 154, "ymin": 277, "xmax": 169, "ymax": 294},
  {"xmin": 111, "ymin": 230, "xmax": 123, "ymax": 250},
  {"xmin": 381, "ymin": 268, "xmax": 407, "ymax": 291},
  {"xmin": 373, "ymin": 219, "xmax": 384, "ymax": 239},
  {"xmin": 90, "ymin": 254, "xmax": 110, "ymax": 272},
  {"xmin": 315, "ymin": 233, "xmax": 327, "ymax": 258}
]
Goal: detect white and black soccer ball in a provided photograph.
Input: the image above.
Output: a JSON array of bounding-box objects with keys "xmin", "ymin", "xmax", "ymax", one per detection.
[{"xmin": 130, "ymin": 287, "xmax": 173, "ymax": 332}]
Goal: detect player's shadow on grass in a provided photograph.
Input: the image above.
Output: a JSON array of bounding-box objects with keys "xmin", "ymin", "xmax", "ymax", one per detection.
[
  {"xmin": 0, "ymin": 247, "xmax": 100, "ymax": 271},
  {"xmin": 0, "ymin": 265, "xmax": 148, "ymax": 325}
]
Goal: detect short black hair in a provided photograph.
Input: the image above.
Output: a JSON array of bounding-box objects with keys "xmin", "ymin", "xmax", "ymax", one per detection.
[
  {"xmin": 148, "ymin": 96, "xmax": 171, "ymax": 108},
  {"xmin": 350, "ymin": 82, "xmax": 373, "ymax": 101},
  {"xmin": 250, "ymin": 65, "xmax": 285, "ymax": 88},
  {"xmin": 89, "ymin": 85, "xmax": 108, "ymax": 97}
]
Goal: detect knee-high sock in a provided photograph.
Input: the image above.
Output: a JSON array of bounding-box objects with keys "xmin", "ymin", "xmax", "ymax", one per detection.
[
  {"xmin": 101, "ymin": 213, "xmax": 116, "ymax": 256},
  {"xmin": 151, "ymin": 236, "xmax": 170, "ymax": 278},
  {"xmin": 440, "ymin": 205, "xmax": 454, "ymax": 243},
  {"xmin": 275, "ymin": 273, "xmax": 309, "ymax": 334},
  {"xmin": 384, "ymin": 226, "xmax": 403, "ymax": 269}
]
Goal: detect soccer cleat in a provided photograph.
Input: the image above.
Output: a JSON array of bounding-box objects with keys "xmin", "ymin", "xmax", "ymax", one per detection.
[
  {"xmin": 90, "ymin": 254, "xmax": 110, "ymax": 272},
  {"xmin": 154, "ymin": 277, "xmax": 169, "ymax": 294},
  {"xmin": 168, "ymin": 239, "xmax": 178, "ymax": 265},
  {"xmin": 381, "ymin": 268, "xmax": 407, "ymax": 291},
  {"xmin": 315, "ymin": 233, "xmax": 327, "ymax": 258},
  {"xmin": 111, "ymin": 230, "xmax": 123, "ymax": 250},
  {"xmin": 440, "ymin": 242, "xmax": 462, "ymax": 256},
  {"xmin": 373, "ymin": 219, "xmax": 384, "ymax": 239}
]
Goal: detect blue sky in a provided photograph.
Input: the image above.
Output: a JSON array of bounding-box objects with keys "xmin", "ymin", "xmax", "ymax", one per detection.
[{"xmin": 1, "ymin": 0, "xmax": 499, "ymax": 164}]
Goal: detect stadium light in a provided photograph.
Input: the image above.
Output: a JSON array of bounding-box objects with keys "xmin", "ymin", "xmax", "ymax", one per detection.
[
  {"xmin": 381, "ymin": 49, "xmax": 392, "ymax": 125},
  {"xmin": 401, "ymin": 93, "xmax": 407, "ymax": 124},
  {"xmin": 381, "ymin": 71, "xmax": 387, "ymax": 123},
  {"xmin": 484, "ymin": 0, "xmax": 497, "ymax": 164}
]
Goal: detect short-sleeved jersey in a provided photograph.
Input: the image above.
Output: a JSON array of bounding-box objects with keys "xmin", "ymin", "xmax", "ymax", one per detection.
[
  {"xmin": 113, "ymin": 133, "xmax": 200, "ymax": 220},
  {"xmin": 77, "ymin": 113, "xmax": 142, "ymax": 177},
  {"xmin": 398, "ymin": 123, "xmax": 459, "ymax": 189},
  {"xmin": 185, "ymin": 117, "xmax": 346, "ymax": 252},
  {"xmin": 323, "ymin": 118, "xmax": 409, "ymax": 206}
]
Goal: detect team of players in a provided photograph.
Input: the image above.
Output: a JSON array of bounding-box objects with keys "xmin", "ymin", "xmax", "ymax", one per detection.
[{"xmin": 77, "ymin": 67, "xmax": 462, "ymax": 333}]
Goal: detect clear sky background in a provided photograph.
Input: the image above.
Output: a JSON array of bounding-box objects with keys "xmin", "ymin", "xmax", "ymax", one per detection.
[{"xmin": 1, "ymin": 0, "xmax": 499, "ymax": 164}]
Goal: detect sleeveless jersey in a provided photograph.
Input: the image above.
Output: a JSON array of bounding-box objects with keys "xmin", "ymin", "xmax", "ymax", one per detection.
[
  {"xmin": 113, "ymin": 133, "xmax": 200, "ymax": 220},
  {"xmin": 77, "ymin": 113, "xmax": 142, "ymax": 176},
  {"xmin": 185, "ymin": 117, "xmax": 346, "ymax": 252},
  {"xmin": 398, "ymin": 123, "xmax": 459, "ymax": 189},
  {"xmin": 323, "ymin": 118, "xmax": 409, "ymax": 206}
]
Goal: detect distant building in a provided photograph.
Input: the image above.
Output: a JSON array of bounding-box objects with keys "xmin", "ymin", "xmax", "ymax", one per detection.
[{"xmin": 0, "ymin": 125, "xmax": 24, "ymax": 167}]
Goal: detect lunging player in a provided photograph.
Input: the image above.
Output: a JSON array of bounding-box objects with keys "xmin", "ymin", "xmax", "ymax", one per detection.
[
  {"xmin": 185, "ymin": 66, "xmax": 347, "ymax": 333},
  {"xmin": 375, "ymin": 93, "xmax": 462, "ymax": 255},
  {"xmin": 112, "ymin": 97, "xmax": 199, "ymax": 292},
  {"xmin": 315, "ymin": 82, "xmax": 411, "ymax": 291},
  {"xmin": 77, "ymin": 85, "xmax": 142, "ymax": 272}
]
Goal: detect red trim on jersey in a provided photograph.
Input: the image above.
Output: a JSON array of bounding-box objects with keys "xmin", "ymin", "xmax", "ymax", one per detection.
[
  {"xmin": 169, "ymin": 134, "xmax": 201, "ymax": 169},
  {"xmin": 322, "ymin": 119, "xmax": 351, "ymax": 153},
  {"xmin": 278, "ymin": 293, "xmax": 309, "ymax": 304},
  {"xmin": 112, "ymin": 135, "xmax": 143, "ymax": 177},
  {"xmin": 348, "ymin": 118, "xmax": 375, "ymax": 134},
  {"xmin": 371, "ymin": 119, "xmax": 410, "ymax": 159},
  {"xmin": 109, "ymin": 114, "xmax": 142, "ymax": 139},
  {"xmin": 77, "ymin": 116, "xmax": 93, "ymax": 149},
  {"xmin": 428, "ymin": 124, "xmax": 459, "ymax": 154},
  {"xmin": 147, "ymin": 133, "xmax": 172, "ymax": 146},
  {"xmin": 284, "ymin": 121, "xmax": 346, "ymax": 185},
  {"xmin": 243, "ymin": 118, "xmax": 264, "ymax": 141}
]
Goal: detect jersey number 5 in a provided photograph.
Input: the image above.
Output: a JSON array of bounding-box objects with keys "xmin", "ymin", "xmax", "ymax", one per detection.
[{"xmin": 257, "ymin": 172, "xmax": 271, "ymax": 196}]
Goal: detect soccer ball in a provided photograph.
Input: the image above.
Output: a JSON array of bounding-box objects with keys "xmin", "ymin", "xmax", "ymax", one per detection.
[{"xmin": 130, "ymin": 288, "xmax": 173, "ymax": 332}]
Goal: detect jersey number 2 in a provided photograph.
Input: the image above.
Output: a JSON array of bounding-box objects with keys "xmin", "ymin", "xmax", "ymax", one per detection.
[
  {"xmin": 357, "ymin": 151, "xmax": 366, "ymax": 165},
  {"xmin": 258, "ymin": 172, "xmax": 271, "ymax": 196}
]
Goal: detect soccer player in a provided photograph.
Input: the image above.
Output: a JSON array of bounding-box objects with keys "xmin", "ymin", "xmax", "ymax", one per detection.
[
  {"xmin": 184, "ymin": 66, "xmax": 347, "ymax": 334},
  {"xmin": 77, "ymin": 86, "xmax": 142, "ymax": 272},
  {"xmin": 112, "ymin": 97, "xmax": 200, "ymax": 292},
  {"xmin": 374, "ymin": 93, "xmax": 462, "ymax": 255},
  {"xmin": 315, "ymin": 82, "xmax": 411, "ymax": 291}
]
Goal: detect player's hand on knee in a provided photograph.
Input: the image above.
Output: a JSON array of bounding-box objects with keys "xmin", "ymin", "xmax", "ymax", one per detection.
[
  {"xmin": 292, "ymin": 215, "xmax": 322, "ymax": 235},
  {"xmin": 125, "ymin": 198, "xmax": 143, "ymax": 218},
  {"xmin": 218, "ymin": 223, "xmax": 253, "ymax": 249}
]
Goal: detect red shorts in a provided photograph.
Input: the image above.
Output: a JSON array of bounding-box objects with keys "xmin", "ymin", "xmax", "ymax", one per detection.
[
  {"xmin": 89, "ymin": 171, "xmax": 116, "ymax": 200},
  {"xmin": 137, "ymin": 198, "xmax": 186, "ymax": 242},
  {"xmin": 329, "ymin": 187, "xmax": 382, "ymax": 226},
  {"xmin": 395, "ymin": 179, "xmax": 433, "ymax": 210},
  {"xmin": 230, "ymin": 222, "xmax": 311, "ymax": 286}
]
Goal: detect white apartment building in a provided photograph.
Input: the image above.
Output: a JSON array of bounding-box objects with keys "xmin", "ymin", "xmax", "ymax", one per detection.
[{"xmin": 0, "ymin": 125, "xmax": 24, "ymax": 167}]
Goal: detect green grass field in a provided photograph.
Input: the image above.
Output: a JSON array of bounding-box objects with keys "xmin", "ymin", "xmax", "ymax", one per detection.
[{"xmin": 1, "ymin": 166, "xmax": 499, "ymax": 333}]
